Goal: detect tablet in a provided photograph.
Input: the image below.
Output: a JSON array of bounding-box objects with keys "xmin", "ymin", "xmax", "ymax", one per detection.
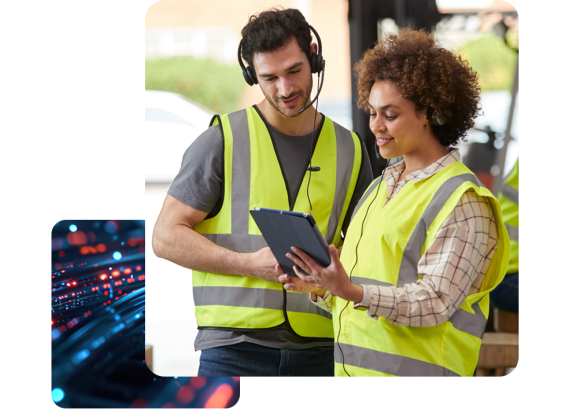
[{"xmin": 249, "ymin": 208, "xmax": 331, "ymax": 278}]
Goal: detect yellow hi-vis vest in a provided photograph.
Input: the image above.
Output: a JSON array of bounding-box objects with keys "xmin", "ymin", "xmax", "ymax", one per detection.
[
  {"xmin": 192, "ymin": 106, "xmax": 363, "ymax": 339},
  {"xmin": 497, "ymin": 159, "xmax": 518, "ymax": 274},
  {"xmin": 334, "ymin": 161, "xmax": 510, "ymax": 376}
]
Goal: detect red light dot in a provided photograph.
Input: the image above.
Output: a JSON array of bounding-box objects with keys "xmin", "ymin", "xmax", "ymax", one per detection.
[
  {"xmin": 176, "ymin": 385, "xmax": 195, "ymax": 404},
  {"xmin": 66, "ymin": 283, "xmax": 71, "ymax": 287},
  {"xmin": 107, "ymin": 300, "xmax": 111, "ymax": 304},
  {"xmin": 61, "ymin": 270, "xmax": 65, "ymax": 273},
  {"xmin": 59, "ymin": 251, "xmax": 65, "ymax": 257},
  {"xmin": 118, "ymin": 290, "xmax": 122, "ymax": 295},
  {"xmin": 67, "ymin": 322, "xmax": 74, "ymax": 328},
  {"xmin": 112, "ymin": 270, "xmax": 120, "ymax": 277},
  {"xmin": 115, "ymin": 297, "xmax": 119, "ymax": 300},
  {"xmin": 124, "ymin": 268, "xmax": 132, "ymax": 274},
  {"xmin": 103, "ymin": 302, "xmax": 107, "ymax": 305},
  {"xmin": 72, "ymin": 281, "xmax": 77, "ymax": 285},
  {"xmin": 104, "ymin": 291, "xmax": 109, "ymax": 296},
  {"xmin": 100, "ymin": 274, "xmax": 107, "ymax": 280},
  {"xmin": 131, "ymin": 398, "xmax": 149, "ymax": 408},
  {"xmin": 97, "ymin": 243, "xmax": 106, "ymax": 252},
  {"xmin": 138, "ymin": 275, "xmax": 145, "ymax": 281},
  {"xmin": 51, "ymin": 320, "xmax": 54, "ymax": 326},
  {"xmin": 189, "ymin": 377, "xmax": 206, "ymax": 389},
  {"xmin": 136, "ymin": 265, "xmax": 142, "ymax": 272}
]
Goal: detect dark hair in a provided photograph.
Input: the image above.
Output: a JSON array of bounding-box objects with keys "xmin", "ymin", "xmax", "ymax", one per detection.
[
  {"xmin": 240, "ymin": 7, "xmax": 312, "ymax": 68},
  {"xmin": 354, "ymin": 28, "xmax": 481, "ymax": 147}
]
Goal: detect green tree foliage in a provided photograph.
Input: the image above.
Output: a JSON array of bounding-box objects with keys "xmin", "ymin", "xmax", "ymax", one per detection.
[
  {"xmin": 459, "ymin": 34, "xmax": 518, "ymax": 92},
  {"xmin": 145, "ymin": 56, "xmax": 246, "ymax": 114}
]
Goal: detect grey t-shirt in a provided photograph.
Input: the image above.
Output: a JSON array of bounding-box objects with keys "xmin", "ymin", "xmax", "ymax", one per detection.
[{"xmin": 168, "ymin": 114, "xmax": 373, "ymax": 351}]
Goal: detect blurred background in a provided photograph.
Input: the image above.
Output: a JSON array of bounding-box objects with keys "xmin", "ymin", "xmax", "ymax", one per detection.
[{"xmin": 145, "ymin": 0, "xmax": 519, "ymax": 376}]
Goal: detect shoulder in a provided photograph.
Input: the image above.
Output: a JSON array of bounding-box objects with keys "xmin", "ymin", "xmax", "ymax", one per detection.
[{"xmin": 443, "ymin": 190, "xmax": 495, "ymax": 231}]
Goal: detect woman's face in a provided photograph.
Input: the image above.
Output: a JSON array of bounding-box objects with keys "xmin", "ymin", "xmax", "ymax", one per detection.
[{"xmin": 368, "ymin": 80, "xmax": 428, "ymax": 159}]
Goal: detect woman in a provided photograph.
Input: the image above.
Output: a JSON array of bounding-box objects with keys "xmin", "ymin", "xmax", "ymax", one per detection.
[{"xmin": 278, "ymin": 28, "xmax": 510, "ymax": 377}]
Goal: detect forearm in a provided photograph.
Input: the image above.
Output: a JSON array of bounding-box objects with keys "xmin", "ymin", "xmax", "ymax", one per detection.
[{"xmin": 152, "ymin": 222, "xmax": 255, "ymax": 277}]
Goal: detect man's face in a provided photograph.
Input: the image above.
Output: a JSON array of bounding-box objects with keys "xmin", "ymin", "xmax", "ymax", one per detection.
[{"xmin": 253, "ymin": 38, "xmax": 314, "ymax": 118}]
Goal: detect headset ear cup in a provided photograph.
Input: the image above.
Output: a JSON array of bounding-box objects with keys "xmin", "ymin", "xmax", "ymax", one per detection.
[
  {"xmin": 241, "ymin": 68, "xmax": 253, "ymax": 86},
  {"xmin": 310, "ymin": 53, "xmax": 324, "ymax": 74},
  {"xmin": 247, "ymin": 66, "xmax": 258, "ymax": 85}
]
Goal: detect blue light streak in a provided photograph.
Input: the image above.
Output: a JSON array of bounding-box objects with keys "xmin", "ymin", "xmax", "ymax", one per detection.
[{"xmin": 72, "ymin": 349, "xmax": 90, "ymax": 365}]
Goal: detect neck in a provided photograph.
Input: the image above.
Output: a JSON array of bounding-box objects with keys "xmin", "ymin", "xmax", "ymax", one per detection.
[
  {"xmin": 257, "ymin": 100, "xmax": 321, "ymax": 136},
  {"xmin": 401, "ymin": 138, "xmax": 449, "ymax": 177}
]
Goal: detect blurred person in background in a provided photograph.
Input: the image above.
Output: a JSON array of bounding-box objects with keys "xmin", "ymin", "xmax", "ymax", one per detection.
[
  {"xmin": 490, "ymin": 158, "xmax": 518, "ymax": 313},
  {"xmin": 152, "ymin": 7, "xmax": 372, "ymax": 376},
  {"xmin": 280, "ymin": 28, "xmax": 510, "ymax": 377}
]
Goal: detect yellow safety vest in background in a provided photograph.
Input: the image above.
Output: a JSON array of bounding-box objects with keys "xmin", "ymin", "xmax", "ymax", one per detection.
[
  {"xmin": 192, "ymin": 107, "xmax": 362, "ymax": 339},
  {"xmin": 334, "ymin": 161, "xmax": 510, "ymax": 376},
  {"xmin": 497, "ymin": 159, "xmax": 519, "ymax": 274}
]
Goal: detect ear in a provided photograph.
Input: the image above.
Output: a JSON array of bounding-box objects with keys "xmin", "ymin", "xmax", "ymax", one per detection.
[{"xmin": 310, "ymin": 42, "xmax": 318, "ymax": 56}]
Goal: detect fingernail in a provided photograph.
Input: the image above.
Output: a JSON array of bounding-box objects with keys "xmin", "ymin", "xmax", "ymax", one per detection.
[{"xmin": 285, "ymin": 253, "xmax": 290, "ymax": 258}]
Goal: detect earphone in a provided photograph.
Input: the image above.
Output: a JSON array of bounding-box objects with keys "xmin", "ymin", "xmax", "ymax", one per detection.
[
  {"xmin": 337, "ymin": 157, "xmax": 391, "ymax": 377},
  {"xmin": 427, "ymin": 107, "xmax": 446, "ymax": 126},
  {"xmin": 238, "ymin": 24, "xmax": 326, "ymax": 215}
]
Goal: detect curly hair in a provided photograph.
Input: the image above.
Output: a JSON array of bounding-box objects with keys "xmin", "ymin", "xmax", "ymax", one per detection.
[
  {"xmin": 354, "ymin": 28, "xmax": 481, "ymax": 147},
  {"xmin": 240, "ymin": 8, "xmax": 312, "ymax": 68}
]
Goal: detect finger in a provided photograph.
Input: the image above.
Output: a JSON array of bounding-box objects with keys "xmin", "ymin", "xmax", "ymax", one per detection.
[
  {"xmin": 278, "ymin": 273, "xmax": 290, "ymax": 283},
  {"xmin": 291, "ymin": 246, "xmax": 321, "ymax": 272},
  {"xmin": 294, "ymin": 266, "xmax": 317, "ymax": 285},
  {"xmin": 286, "ymin": 251, "xmax": 310, "ymax": 273},
  {"xmin": 275, "ymin": 264, "xmax": 284, "ymax": 274}
]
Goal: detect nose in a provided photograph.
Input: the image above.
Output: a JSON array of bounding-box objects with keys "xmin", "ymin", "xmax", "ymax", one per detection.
[
  {"xmin": 278, "ymin": 77, "xmax": 294, "ymax": 98},
  {"xmin": 370, "ymin": 114, "xmax": 385, "ymax": 135}
]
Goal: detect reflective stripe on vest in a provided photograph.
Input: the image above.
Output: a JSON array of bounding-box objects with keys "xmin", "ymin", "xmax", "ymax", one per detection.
[
  {"xmin": 192, "ymin": 107, "xmax": 360, "ymax": 337},
  {"xmin": 335, "ymin": 161, "xmax": 510, "ymax": 376}
]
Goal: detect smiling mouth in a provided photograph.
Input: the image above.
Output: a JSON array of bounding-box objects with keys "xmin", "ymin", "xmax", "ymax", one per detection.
[{"xmin": 376, "ymin": 137, "xmax": 394, "ymax": 146}]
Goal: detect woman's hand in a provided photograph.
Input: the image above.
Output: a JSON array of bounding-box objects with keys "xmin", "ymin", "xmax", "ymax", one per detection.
[
  {"xmin": 276, "ymin": 264, "xmax": 324, "ymax": 294},
  {"xmin": 285, "ymin": 245, "xmax": 364, "ymax": 303}
]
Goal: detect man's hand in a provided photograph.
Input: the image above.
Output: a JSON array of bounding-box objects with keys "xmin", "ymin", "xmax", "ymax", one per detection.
[{"xmin": 245, "ymin": 247, "xmax": 279, "ymax": 283}]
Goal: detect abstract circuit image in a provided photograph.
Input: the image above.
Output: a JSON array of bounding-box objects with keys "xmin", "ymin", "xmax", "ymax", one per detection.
[{"xmin": 51, "ymin": 220, "xmax": 239, "ymax": 408}]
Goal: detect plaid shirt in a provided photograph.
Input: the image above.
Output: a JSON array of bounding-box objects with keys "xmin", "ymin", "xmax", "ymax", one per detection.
[{"xmin": 314, "ymin": 149, "xmax": 499, "ymax": 327}]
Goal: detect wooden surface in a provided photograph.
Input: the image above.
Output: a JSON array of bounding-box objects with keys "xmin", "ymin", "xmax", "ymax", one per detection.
[{"xmin": 477, "ymin": 332, "xmax": 519, "ymax": 371}]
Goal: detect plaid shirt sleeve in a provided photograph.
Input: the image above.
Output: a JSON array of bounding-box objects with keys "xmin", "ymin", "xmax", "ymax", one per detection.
[{"xmin": 363, "ymin": 190, "xmax": 499, "ymax": 326}]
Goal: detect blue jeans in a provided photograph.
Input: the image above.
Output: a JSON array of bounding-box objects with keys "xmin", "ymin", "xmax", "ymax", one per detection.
[
  {"xmin": 490, "ymin": 272, "xmax": 518, "ymax": 313},
  {"xmin": 198, "ymin": 342, "xmax": 334, "ymax": 376}
]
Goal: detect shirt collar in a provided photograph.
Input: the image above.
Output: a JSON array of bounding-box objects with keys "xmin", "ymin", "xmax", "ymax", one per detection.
[{"xmin": 383, "ymin": 148, "xmax": 460, "ymax": 184}]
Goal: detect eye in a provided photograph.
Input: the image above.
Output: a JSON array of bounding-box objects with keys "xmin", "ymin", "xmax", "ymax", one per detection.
[
  {"xmin": 386, "ymin": 115, "xmax": 397, "ymax": 120},
  {"xmin": 289, "ymin": 70, "xmax": 300, "ymax": 74}
]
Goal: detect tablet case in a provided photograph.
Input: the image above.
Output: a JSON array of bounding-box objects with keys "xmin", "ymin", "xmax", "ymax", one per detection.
[{"xmin": 249, "ymin": 208, "xmax": 331, "ymax": 278}]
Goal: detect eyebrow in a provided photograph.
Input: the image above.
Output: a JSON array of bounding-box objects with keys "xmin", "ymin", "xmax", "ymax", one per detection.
[
  {"xmin": 367, "ymin": 102, "xmax": 400, "ymax": 110},
  {"xmin": 258, "ymin": 62, "xmax": 304, "ymax": 78}
]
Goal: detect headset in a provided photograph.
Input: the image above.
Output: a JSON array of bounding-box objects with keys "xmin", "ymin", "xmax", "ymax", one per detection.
[
  {"xmin": 427, "ymin": 107, "xmax": 446, "ymax": 126},
  {"xmin": 238, "ymin": 24, "xmax": 326, "ymax": 215}
]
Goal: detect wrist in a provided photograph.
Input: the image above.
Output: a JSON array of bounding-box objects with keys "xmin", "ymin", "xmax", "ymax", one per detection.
[{"xmin": 342, "ymin": 283, "xmax": 363, "ymax": 303}]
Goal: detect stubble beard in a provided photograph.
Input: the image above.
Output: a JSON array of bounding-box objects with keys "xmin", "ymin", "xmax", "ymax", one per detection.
[{"xmin": 261, "ymin": 78, "xmax": 313, "ymax": 118}]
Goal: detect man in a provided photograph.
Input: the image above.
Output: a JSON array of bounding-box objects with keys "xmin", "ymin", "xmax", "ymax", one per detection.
[{"xmin": 152, "ymin": 8, "xmax": 373, "ymax": 376}]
